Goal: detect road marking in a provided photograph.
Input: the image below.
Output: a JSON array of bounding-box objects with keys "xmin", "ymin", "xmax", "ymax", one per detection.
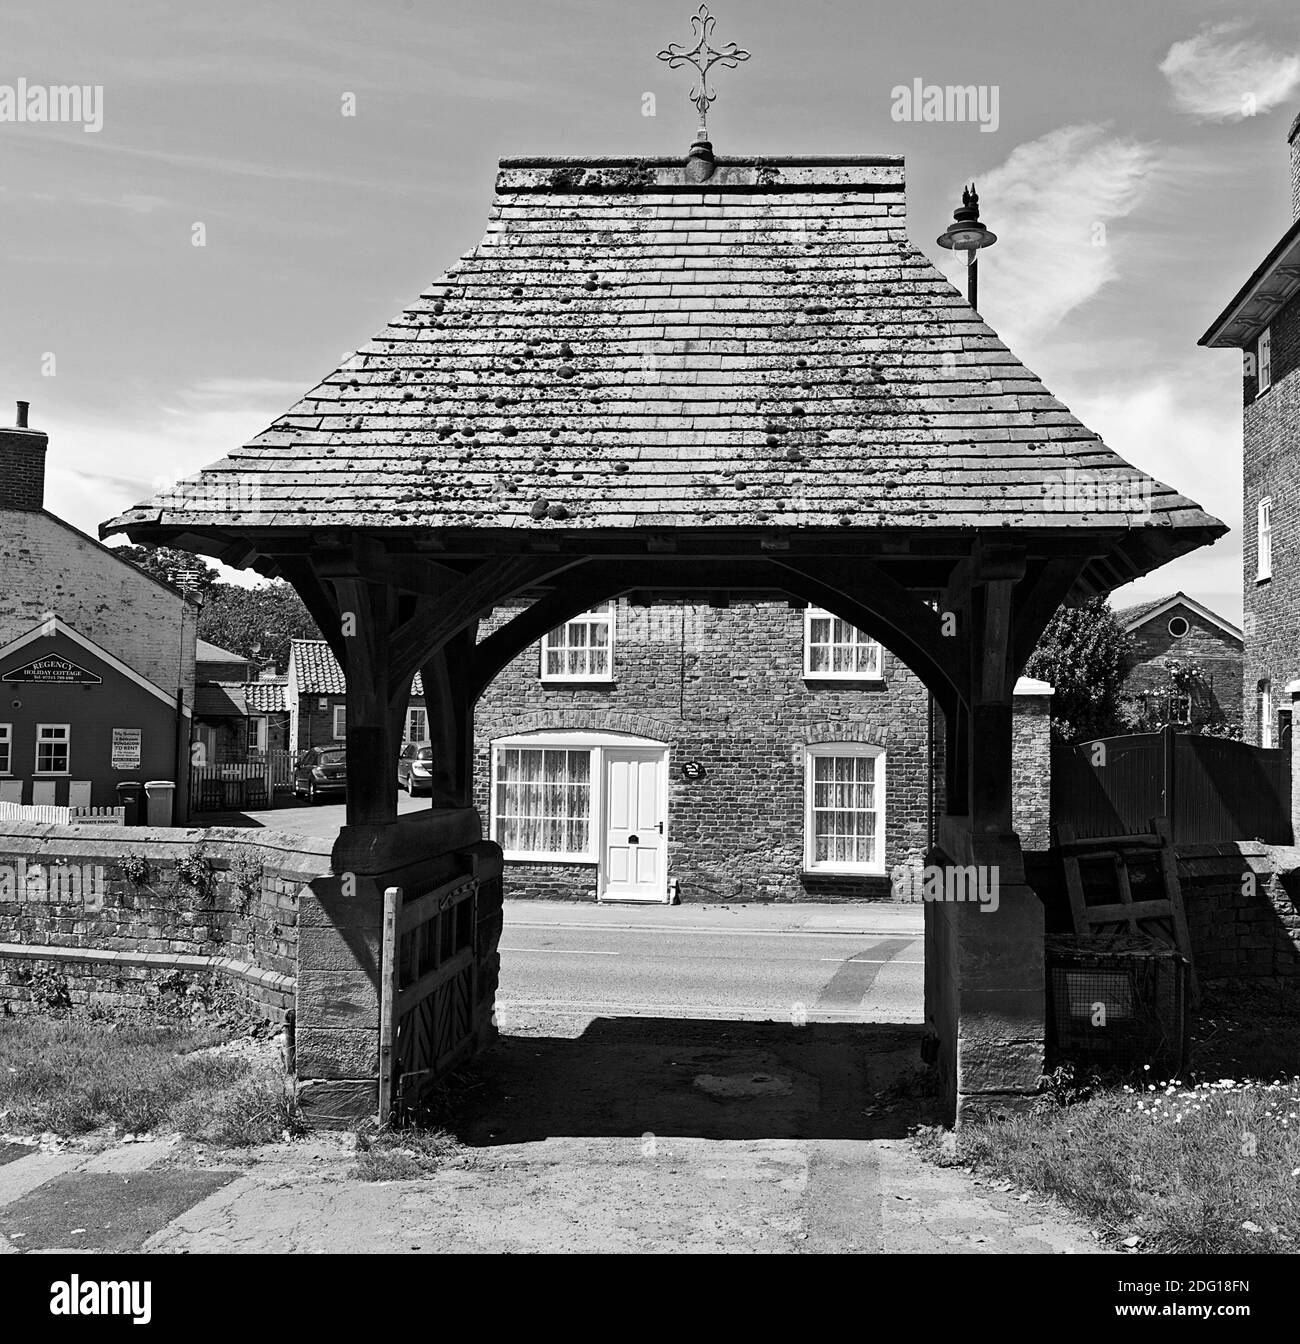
[
  {"xmin": 495, "ymin": 999, "xmax": 922, "ymax": 1021},
  {"xmin": 500, "ymin": 947, "xmax": 922, "ymax": 965},
  {"xmin": 506, "ymin": 920, "xmax": 922, "ymax": 941},
  {"xmin": 499, "ymin": 947, "xmax": 619, "ymax": 956},
  {"xmin": 818, "ymin": 957, "xmax": 923, "ymax": 965}
]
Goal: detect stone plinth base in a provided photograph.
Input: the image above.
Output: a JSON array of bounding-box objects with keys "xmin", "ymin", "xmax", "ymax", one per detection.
[{"xmin": 926, "ymin": 819, "xmax": 1046, "ymax": 1125}]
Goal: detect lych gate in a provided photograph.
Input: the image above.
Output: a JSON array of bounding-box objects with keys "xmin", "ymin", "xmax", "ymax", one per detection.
[{"xmin": 103, "ymin": 143, "xmax": 1221, "ymax": 1124}]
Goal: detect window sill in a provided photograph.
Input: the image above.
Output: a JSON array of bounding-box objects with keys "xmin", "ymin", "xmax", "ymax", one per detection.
[
  {"xmin": 802, "ymin": 676, "xmax": 886, "ymax": 687},
  {"xmin": 1256, "ymin": 576, "xmax": 1272, "ymax": 586},
  {"xmin": 500, "ymin": 853, "xmax": 599, "ymax": 866},
  {"xmin": 802, "ymin": 867, "xmax": 888, "ymax": 879},
  {"xmin": 539, "ymin": 679, "xmax": 618, "ymax": 688}
]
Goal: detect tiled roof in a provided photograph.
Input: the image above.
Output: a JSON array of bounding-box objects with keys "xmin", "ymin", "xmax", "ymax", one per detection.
[
  {"xmin": 194, "ymin": 683, "xmax": 246, "ymax": 717},
  {"xmin": 1115, "ymin": 592, "xmax": 1242, "ymax": 642},
  {"xmin": 196, "ymin": 639, "xmax": 252, "ymax": 665},
  {"xmin": 291, "ymin": 639, "xmax": 423, "ymax": 698},
  {"xmin": 246, "ymin": 678, "xmax": 288, "ymax": 712},
  {"xmin": 102, "ymin": 155, "xmax": 1221, "ymax": 555}
]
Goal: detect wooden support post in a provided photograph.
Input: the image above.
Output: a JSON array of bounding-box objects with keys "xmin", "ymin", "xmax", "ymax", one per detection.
[
  {"xmin": 327, "ymin": 574, "xmax": 399, "ymax": 828},
  {"xmin": 421, "ymin": 625, "xmax": 477, "ymax": 810}
]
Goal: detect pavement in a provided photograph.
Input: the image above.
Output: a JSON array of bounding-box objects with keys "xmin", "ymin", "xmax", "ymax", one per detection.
[{"xmin": 0, "ymin": 901, "xmax": 1107, "ymax": 1255}]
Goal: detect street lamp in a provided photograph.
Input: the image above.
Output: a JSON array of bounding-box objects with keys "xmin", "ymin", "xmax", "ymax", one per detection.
[{"xmin": 937, "ymin": 183, "xmax": 997, "ymax": 312}]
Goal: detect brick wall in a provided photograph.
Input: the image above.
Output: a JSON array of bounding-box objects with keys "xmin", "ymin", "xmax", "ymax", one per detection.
[
  {"xmin": 0, "ymin": 426, "xmax": 47, "ymax": 511},
  {"xmin": 0, "ymin": 510, "xmax": 197, "ymax": 704},
  {"xmin": 1290, "ymin": 111, "xmax": 1300, "ymax": 222},
  {"xmin": 1243, "ymin": 285, "xmax": 1300, "ymax": 743},
  {"xmin": 1124, "ymin": 603, "xmax": 1243, "ymax": 731},
  {"xmin": 473, "ymin": 598, "xmax": 1049, "ymax": 902},
  {"xmin": 0, "ymin": 822, "xmax": 331, "ymax": 1018}
]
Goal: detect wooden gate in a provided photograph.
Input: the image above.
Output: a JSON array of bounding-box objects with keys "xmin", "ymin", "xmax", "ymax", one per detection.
[{"xmin": 378, "ymin": 876, "xmax": 478, "ymax": 1120}]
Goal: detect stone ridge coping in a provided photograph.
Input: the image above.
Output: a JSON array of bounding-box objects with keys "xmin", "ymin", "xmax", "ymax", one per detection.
[
  {"xmin": 0, "ymin": 821, "xmax": 333, "ymax": 865},
  {"xmin": 0, "ymin": 942, "xmax": 295, "ymax": 993},
  {"xmin": 495, "ymin": 158, "xmax": 905, "ymax": 193},
  {"xmin": 498, "ymin": 154, "xmax": 905, "ymax": 168}
]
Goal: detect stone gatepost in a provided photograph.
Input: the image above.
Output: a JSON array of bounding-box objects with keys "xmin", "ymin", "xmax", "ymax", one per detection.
[
  {"xmin": 926, "ymin": 819, "xmax": 1045, "ymax": 1124},
  {"xmin": 294, "ymin": 807, "xmax": 503, "ymax": 1125}
]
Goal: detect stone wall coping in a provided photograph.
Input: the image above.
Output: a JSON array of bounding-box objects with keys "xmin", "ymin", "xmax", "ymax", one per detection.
[
  {"xmin": 1013, "ymin": 676, "xmax": 1054, "ymax": 697},
  {"xmin": 0, "ymin": 821, "xmax": 333, "ymax": 868},
  {"xmin": 0, "ymin": 941, "xmax": 295, "ymax": 993}
]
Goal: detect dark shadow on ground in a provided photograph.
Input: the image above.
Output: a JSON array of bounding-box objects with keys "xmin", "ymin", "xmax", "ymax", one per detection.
[{"xmin": 435, "ymin": 1019, "xmax": 936, "ymax": 1146}]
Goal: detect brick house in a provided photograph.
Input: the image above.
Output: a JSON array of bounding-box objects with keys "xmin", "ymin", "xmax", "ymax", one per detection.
[
  {"xmin": 1114, "ymin": 592, "xmax": 1243, "ymax": 733},
  {"xmin": 286, "ymin": 638, "xmax": 427, "ymax": 753},
  {"xmin": 286, "ymin": 599, "xmax": 1052, "ymax": 903},
  {"xmin": 1201, "ymin": 109, "xmax": 1300, "ymax": 749},
  {"xmin": 0, "ymin": 402, "xmax": 196, "ymax": 814}
]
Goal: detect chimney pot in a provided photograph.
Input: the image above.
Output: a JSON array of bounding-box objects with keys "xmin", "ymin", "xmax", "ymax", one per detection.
[{"xmin": 16, "ymin": 400, "xmax": 28, "ymax": 428}]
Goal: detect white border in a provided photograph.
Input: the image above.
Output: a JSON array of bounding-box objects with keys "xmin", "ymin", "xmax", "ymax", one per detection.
[
  {"xmin": 802, "ymin": 607, "xmax": 883, "ymax": 680},
  {"xmin": 803, "ymin": 741, "xmax": 887, "ymax": 875},
  {"xmin": 538, "ymin": 602, "xmax": 616, "ymax": 684},
  {"xmin": 34, "ymin": 722, "xmax": 71, "ymax": 777}
]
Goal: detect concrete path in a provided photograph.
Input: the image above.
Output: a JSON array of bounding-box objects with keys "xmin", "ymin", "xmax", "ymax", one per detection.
[{"xmin": 0, "ymin": 1017, "xmax": 1104, "ymax": 1255}]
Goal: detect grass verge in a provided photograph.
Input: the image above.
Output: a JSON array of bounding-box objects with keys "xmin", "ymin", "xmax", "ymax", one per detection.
[
  {"xmin": 0, "ymin": 1014, "xmax": 301, "ymax": 1146},
  {"xmin": 915, "ymin": 979, "xmax": 1300, "ymax": 1253}
]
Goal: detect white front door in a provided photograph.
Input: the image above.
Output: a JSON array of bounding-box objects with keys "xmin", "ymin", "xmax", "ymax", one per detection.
[{"xmin": 601, "ymin": 748, "xmax": 668, "ymax": 902}]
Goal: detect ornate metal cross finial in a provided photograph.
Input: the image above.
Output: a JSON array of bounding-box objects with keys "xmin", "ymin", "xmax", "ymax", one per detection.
[{"xmin": 656, "ymin": 5, "xmax": 750, "ymax": 138}]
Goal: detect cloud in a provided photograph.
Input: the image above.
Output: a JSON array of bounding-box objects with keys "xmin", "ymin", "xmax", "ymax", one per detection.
[
  {"xmin": 935, "ymin": 124, "xmax": 1160, "ymax": 351},
  {"xmin": 1160, "ymin": 23, "xmax": 1300, "ymax": 121},
  {"xmin": 1069, "ymin": 372, "xmax": 1242, "ymax": 624}
]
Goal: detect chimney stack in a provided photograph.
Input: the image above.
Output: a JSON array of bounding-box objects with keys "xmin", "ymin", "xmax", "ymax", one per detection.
[
  {"xmin": 0, "ymin": 400, "xmax": 49, "ymax": 512},
  {"xmin": 1290, "ymin": 111, "xmax": 1300, "ymax": 221}
]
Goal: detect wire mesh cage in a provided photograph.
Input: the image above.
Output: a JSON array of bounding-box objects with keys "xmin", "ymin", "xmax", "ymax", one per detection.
[{"xmin": 1046, "ymin": 935, "xmax": 1190, "ymax": 1074}]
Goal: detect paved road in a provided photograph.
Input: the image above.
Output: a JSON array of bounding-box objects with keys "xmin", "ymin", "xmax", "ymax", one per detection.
[{"xmin": 497, "ymin": 902, "xmax": 924, "ymax": 1025}]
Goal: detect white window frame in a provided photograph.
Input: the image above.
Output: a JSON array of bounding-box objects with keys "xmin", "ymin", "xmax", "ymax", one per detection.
[
  {"xmin": 491, "ymin": 740, "xmax": 598, "ymax": 863},
  {"xmin": 1258, "ymin": 497, "xmax": 1273, "ymax": 582},
  {"xmin": 246, "ymin": 715, "xmax": 268, "ymax": 754},
  {"xmin": 405, "ymin": 706, "xmax": 429, "ymax": 744},
  {"xmin": 803, "ymin": 742, "xmax": 886, "ymax": 875},
  {"xmin": 0, "ymin": 723, "xmax": 10, "ymax": 775},
  {"xmin": 540, "ymin": 602, "xmax": 616, "ymax": 682},
  {"xmin": 803, "ymin": 608, "xmax": 883, "ymax": 680},
  {"xmin": 34, "ymin": 723, "xmax": 71, "ymax": 776},
  {"xmin": 1259, "ymin": 327, "xmax": 1272, "ymax": 394},
  {"xmin": 489, "ymin": 729, "xmax": 669, "ymax": 866},
  {"xmin": 1259, "ymin": 682, "xmax": 1274, "ymax": 748},
  {"xmin": 332, "ymin": 705, "xmax": 347, "ymax": 740}
]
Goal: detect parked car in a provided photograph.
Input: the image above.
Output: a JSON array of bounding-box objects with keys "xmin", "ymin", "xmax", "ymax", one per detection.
[
  {"xmin": 397, "ymin": 743, "xmax": 434, "ymax": 795},
  {"xmin": 292, "ymin": 746, "xmax": 347, "ymax": 803}
]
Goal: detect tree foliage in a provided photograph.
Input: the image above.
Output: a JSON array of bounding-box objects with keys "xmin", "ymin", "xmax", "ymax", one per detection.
[
  {"xmin": 1025, "ymin": 596, "xmax": 1133, "ymax": 743},
  {"xmin": 113, "ymin": 544, "xmax": 219, "ymax": 595},
  {"xmin": 117, "ymin": 544, "xmax": 320, "ymax": 672},
  {"xmin": 198, "ymin": 582, "xmax": 321, "ymax": 672}
]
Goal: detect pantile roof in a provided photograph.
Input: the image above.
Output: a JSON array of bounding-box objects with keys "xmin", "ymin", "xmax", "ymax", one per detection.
[{"xmin": 291, "ymin": 639, "xmax": 424, "ymax": 698}]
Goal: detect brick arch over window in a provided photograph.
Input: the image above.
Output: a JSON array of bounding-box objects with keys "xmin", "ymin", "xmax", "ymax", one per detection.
[
  {"xmin": 489, "ymin": 709, "xmax": 674, "ymax": 745},
  {"xmin": 796, "ymin": 722, "xmax": 890, "ymax": 751}
]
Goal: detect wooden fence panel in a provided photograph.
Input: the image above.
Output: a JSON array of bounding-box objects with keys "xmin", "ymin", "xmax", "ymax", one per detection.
[{"xmin": 1053, "ymin": 729, "xmax": 1292, "ymax": 845}]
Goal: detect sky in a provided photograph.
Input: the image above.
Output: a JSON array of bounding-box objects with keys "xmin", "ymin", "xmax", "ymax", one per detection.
[{"xmin": 4, "ymin": 0, "xmax": 1300, "ymax": 625}]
